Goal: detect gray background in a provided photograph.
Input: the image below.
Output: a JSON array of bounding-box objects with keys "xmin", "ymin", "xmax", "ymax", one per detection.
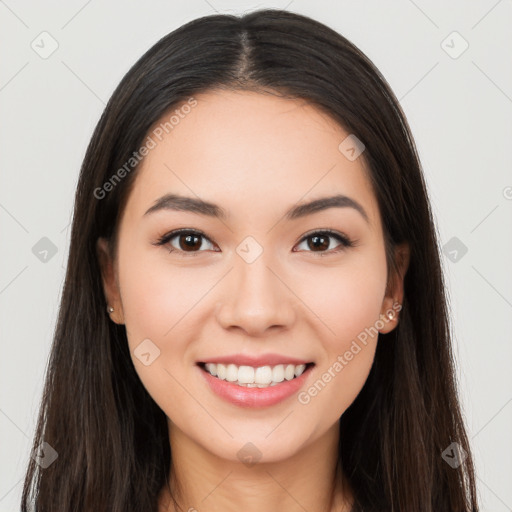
[{"xmin": 1, "ymin": 1, "xmax": 511, "ymax": 510}]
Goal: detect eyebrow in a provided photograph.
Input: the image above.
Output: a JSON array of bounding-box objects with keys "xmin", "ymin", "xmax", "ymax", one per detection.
[{"xmin": 143, "ymin": 193, "xmax": 369, "ymax": 224}]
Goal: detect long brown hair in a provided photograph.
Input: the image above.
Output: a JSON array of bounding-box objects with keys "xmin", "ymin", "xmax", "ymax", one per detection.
[{"xmin": 21, "ymin": 9, "xmax": 479, "ymax": 511}]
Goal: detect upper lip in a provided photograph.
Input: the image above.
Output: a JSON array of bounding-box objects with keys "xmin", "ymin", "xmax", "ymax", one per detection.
[{"xmin": 198, "ymin": 353, "xmax": 313, "ymax": 367}]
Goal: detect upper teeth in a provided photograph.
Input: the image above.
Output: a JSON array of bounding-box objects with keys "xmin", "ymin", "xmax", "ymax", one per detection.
[{"xmin": 204, "ymin": 363, "xmax": 307, "ymax": 387}]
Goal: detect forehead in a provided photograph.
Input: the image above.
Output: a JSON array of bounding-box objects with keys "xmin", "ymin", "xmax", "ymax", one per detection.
[{"xmin": 122, "ymin": 89, "xmax": 380, "ymax": 229}]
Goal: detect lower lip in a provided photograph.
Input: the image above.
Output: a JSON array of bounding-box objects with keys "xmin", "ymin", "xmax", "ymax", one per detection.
[{"xmin": 198, "ymin": 364, "xmax": 314, "ymax": 408}]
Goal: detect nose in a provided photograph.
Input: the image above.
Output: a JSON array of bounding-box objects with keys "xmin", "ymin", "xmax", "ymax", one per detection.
[{"xmin": 215, "ymin": 254, "xmax": 296, "ymax": 337}]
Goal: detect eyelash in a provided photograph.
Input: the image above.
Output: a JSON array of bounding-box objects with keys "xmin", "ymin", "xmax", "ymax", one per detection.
[{"xmin": 153, "ymin": 228, "xmax": 356, "ymax": 257}]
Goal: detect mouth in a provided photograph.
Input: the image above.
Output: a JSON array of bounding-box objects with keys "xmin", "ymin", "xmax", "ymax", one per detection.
[{"xmin": 197, "ymin": 361, "xmax": 315, "ymax": 388}]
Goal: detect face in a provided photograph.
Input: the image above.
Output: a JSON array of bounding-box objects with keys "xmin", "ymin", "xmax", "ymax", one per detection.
[{"xmin": 97, "ymin": 89, "xmax": 408, "ymax": 464}]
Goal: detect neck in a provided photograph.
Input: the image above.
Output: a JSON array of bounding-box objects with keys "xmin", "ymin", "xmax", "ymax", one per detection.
[{"xmin": 158, "ymin": 420, "xmax": 353, "ymax": 512}]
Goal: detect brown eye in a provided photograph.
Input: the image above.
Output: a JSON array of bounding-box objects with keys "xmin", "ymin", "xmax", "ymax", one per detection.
[
  {"xmin": 155, "ymin": 229, "xmax": 216, "ymax": 255},
  {"xmin": 306, "ymin": 234, "xmax": 330, "ymax": 251},
  {"xmin": 175, "ymin": 233, "xmax": 203, "ymax": 252},
  {"xmin": 154, "ymin": 228, "xmax": 354, "ymax": 257},
  {"xmin": 294, "ymin": 230, "xmax": 354, "ymax": 254}
]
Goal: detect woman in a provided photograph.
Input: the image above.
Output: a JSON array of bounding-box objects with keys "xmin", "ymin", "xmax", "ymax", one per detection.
[{"xmin": 21, "ymin": 8, "xmax": 479, "ymax": 512}]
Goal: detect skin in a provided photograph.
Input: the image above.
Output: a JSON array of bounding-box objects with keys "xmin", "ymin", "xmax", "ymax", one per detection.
[{"xmin": 97, "ymin": 89, "xmax": 410, "ymax": 512}]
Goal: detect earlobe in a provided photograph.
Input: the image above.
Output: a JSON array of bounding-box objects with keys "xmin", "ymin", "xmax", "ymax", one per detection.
[
  {"xmin": 96, "ymin": 237, "xmax": 124, "ymax": 324},
  {"xmin": 378, "ymin": 300, "xmax": 400, "ymax": 334}
]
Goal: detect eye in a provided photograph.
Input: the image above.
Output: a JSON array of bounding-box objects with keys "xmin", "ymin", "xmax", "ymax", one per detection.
[
  {"xmin": 293, "ymin": 230, "xmax": 355, "ymax": 255},
  {"xmin": 153, "ymin": 228, "xmax": 356, "ymax": 257},
  {"xmin": 153, "ymin": 229, "xmax": 217, "ymax": 256}
]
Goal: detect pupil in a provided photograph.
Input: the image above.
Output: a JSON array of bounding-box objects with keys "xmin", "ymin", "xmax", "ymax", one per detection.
[
  {"xmin": 310, "ymin": 235, "xmax": 328, "ymax": 251},
  {"xmin": 181, "ymin": 234, "xmax": 201, "ymax": 251}
]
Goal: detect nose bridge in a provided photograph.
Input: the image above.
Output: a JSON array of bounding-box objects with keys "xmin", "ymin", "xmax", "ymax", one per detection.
[{"xmin": 216, "ymin": 246, "xmax": 295, "ymax": 334}]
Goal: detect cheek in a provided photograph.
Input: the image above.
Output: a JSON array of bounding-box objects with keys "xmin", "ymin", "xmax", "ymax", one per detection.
[
  {"xmin": 117, "ymin": 251, "xmax": 207, "ymax": 411},
  {"xmin": 294, "ymin": 252, "xmax": 386, "ymax": 417},
  {"xmin": 118, "ymin": 247, "xmax": 203, "ymax": 345},
  {"xmin": 115, "ymin": 250, "xmax": 186, "ymax": 394},
  {"xmin": 299, "ymin": 250, "xmax": 388, "ymax": 346}
]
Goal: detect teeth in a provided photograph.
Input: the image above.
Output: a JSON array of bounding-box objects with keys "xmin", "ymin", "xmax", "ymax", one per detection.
[
  {"xmin": 203, "ymin": 362, "xmax": 308, "ymax": 387},
  {"xmin": 225, "ymin": 364, "xmax": 238, "ymax": 382},
  {"xmin": 272, "ymin": 364, "xmax": 284, "ymax": 383},
  {"xmin": 294, "ymin": 365, "xmax": 306, "ymax": 377},
  {"xmin": 255, "ymin": 365, "xmax": 273, "ymax": 384},
  {"xmin": 205, "ymin": 363, "xmax": 217, "ymax": 376},
  {"xmin": 284, "ymin": 364, "xmax": 295, "ymax": 381},
  {"xmin": 215, "ymin": 363, "xmax": 226, "ymax": 380},
  {"xmin": 238, "ymin": 365, "xmax": 255, "ymax": 384}
]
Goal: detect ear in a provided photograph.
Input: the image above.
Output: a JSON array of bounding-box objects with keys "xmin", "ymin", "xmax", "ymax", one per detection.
[
  {"xmin": 378, "ymin": 242, "xmax": 410, "ymax": 334},
  {"xmin": 96, "ymin": 237, "xmax": 125, "ymax": 324}
]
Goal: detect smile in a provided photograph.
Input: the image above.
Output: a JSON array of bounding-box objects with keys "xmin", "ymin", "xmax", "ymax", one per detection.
[
  {"xmin": 197, "ymin": 361, "xmax": 315, "ymax": 408},
  {"xmin": 199, "ymin": 362, "xmax": 312, "ymax": 388}
]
